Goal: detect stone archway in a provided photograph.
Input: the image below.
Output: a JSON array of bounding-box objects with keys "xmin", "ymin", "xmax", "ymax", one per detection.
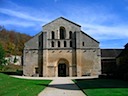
[{"xmin": 57, "ymin": 59, "xmax": 69, "ymax": 77}]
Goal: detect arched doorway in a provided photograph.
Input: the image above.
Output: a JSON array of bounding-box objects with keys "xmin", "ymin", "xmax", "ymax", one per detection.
[
  {"xmin": 58, "ymin": 59, "xmax": 69, "ymax": 77},
  {"xmin": 58, "ymin": 64, "xmax": 66, "ymax": 77}
]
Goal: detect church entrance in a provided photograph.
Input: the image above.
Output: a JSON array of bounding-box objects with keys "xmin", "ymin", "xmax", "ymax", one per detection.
[
  {"xmin": 57, "ymin": 58, "xmax": 69, "ymax": 77},
  {"xmin": 58, "ymin": 63, "xmax": 66, "ymax": 77}
]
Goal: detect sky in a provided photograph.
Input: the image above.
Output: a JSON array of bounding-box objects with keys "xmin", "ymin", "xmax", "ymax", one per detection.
[{"xmin": 0, "ymin": 0, "xmax": 128, "ymax": 48}]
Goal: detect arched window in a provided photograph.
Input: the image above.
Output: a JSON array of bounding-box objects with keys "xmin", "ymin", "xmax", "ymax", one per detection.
[
  {"xmin": 69, "ymin": 31, "xmax": 72, "ymax": 39},
  {"xmin": 51, "ymin": 31, "xmax": 55, "ymax": 39},
  {"xmin": 64, "ymin": 41, "xmax": 66, "ymax": 47},
  {"xmin": 58, "ymin": 41, "xmax": 60, "ymax": 47},
  {"xmin": 51, "ymin": 41, "xmax": 54, "ymax": 47},
  {"xmin": 70, "ymin": 41, "xmax": 72, "ymax": 47},
  {"xmin": 60, "ymin": 27, "xmax": 66, "ymax": 39}
]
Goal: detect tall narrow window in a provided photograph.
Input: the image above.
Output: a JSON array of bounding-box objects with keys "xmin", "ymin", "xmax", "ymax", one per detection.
[
  {"xmin": 60, "ymin": 27, "xmax": 66, "ymax": 39},
  {"xmin": 51, "ymin": 41, "xmax": 54, "ymax": 47},
  {"xmin": 58, "ymin": 41, "xmax": 60, "ymax": 47},
  {"xmin": 35, "ymin": 67, "xmax": 39, "ymax": 74},
  {"xmin": 70, "ymin": 41, "xmax": 72, "ymax": 47},
  {"xmin": 64, "ymin": 41, "xmax": 66, "ymax": 47},
  {"xmin": 51, "ymin": 31, "xmax": 55, "ymax": 39},
  {"xmin": 69, "ymin": 31, "xmax": 72, "ymax": 39},
  {"xmin": 82, "ymin": 42, "xmax": 84, "ymax": 46}
]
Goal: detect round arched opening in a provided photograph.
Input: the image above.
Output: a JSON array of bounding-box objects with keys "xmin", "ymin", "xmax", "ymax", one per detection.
[
  {"xmin": 58, "ymin": 58, "xmax": 69, "ymax": 77},
  {"xmin": 60, "ymin": 27, "xmax": 66, "ymax": 39}
]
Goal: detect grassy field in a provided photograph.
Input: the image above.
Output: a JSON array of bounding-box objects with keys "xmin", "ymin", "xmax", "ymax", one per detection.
[
  {"xmin": 0, "ymin": 73, "xmax": 51, "ymax": 96},
  {"xmin": 74, "ymin": 78, "xmax": 128, "ymax": 96}
]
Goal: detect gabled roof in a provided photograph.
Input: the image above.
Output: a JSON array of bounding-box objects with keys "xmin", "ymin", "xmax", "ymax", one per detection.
[
  {"xmin": 101, "ymin": 49, "xmax": 123, "ymax": 58},
  {"xmin": 124, "ymin": 43, "xmax": 128, "ymax": 49},
  {"xmin": 81, "ymin": 31, "xmax": 99, "ymax": 43},
  {"xmin": 117, "ymin": 43, "xmax": 128, "ymax": 57},
  {"xmin": 43, "ymin": 17, "xmax": 81, "ymax": 27}
]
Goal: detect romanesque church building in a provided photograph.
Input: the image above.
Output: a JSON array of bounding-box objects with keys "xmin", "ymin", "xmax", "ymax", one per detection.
[{"xmin": 23, "ymin": 17, "xmax": 101, "ymax": 77}]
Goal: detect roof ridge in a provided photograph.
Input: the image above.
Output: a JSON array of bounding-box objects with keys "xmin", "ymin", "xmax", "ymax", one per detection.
[{"xmin": 43, "ymin": 17, "xmax": 81, "ymax": 27}]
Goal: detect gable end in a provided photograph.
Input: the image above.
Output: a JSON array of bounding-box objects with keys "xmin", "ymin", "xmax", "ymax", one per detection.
[
  {"xmin": 81, "ymin": 31, "xmax": 99, "ymax": 43},
  {"xmin": 43, "ymin": 17, "xmax": 81, "ymax": 27}
]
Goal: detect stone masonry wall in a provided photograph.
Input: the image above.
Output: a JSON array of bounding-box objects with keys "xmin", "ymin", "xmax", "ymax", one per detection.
[{"xmin": 23, "ymin": 50, "xmax": 38, "ymax": 76}]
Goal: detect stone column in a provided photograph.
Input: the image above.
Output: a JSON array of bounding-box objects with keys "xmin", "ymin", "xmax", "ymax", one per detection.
[
  {"xmin": 76, "ymin": 49, "xmax": 82, "ymax": 77},
  {"xmin": 69, "ymin": 66, "xmax": 72, "ymax": 77},
  {"xmin": 42, "ymin": 32, "xmax": 48, "ymax": 77},
  {"xmin": 75, "ymin": 31, "xmax": 82, "ymax": 77}
]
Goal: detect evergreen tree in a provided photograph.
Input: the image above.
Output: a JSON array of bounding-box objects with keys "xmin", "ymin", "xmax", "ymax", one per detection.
[{"xmin": 0, "ymin": 44, "xmax": 5, "ymax": 65}]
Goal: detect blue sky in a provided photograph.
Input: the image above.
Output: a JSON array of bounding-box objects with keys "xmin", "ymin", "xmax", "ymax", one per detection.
[{"xmin": 0, "ymin": 0, "xmax": 128, "ymax": 48}]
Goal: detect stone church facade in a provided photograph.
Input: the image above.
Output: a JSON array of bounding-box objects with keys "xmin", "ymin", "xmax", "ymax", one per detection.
[{"xmin": 23, "ymin": 17, "xmax": 101, "ymax": 77}]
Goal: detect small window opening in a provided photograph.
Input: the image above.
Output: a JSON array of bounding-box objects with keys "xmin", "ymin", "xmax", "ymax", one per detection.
[
  {"xmin": 64, "ymin": 41, "xmax": 66, "ymax": 47},
  {"xmin": 51, "ymin": 31, "xmax": 55, "ymax": 39},
  {"xmin": 51, "ymin": 41, "xmax": 54, "ymax": 47},
  {"xmin": 82, "ymin": 42, "xmax": 84, "ymax": 46},
  {"xmin": 70, "ymin": 41, "xmax": 72, "ymax": 47},
  {"xmin": 69, "ymin": 31, "xmax": 72, "ymax": 39},
  {"xmin": 58, "ymin": 41, "xmax": 60, "ymax": 47}
]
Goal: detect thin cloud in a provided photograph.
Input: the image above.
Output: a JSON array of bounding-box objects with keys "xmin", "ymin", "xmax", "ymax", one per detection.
[
  {"xmin": 0, "ymin": 19, "xmax": 36, "ymax": 27},
  {"xmin": 0, "ymin": 8, "xmax": 46, "ymax": 22},
  {"xmin": 0, "ymin": 0, "xmax": 52, "ymax": 23},
  {"xmin": 65, "ymin": 4, "xmax": 119, "ymax": 25},
  {"xmin": 81, "ymin": 24, "xmax": 128, "ymax": 40},
  {"xmin": 64, "ymin": 4, "xmax": 128, "ymax": 41},
  {"xmin": 0, "ymin": 1, "xmax": 53, "ymax": 28}
]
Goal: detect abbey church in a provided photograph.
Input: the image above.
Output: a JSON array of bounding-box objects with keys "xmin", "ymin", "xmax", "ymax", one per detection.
[{"xmin": 23, "ymin": 17, "xmax": 101, "ymax": 77}]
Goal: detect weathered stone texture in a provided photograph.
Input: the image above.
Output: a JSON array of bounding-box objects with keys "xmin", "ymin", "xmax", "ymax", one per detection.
[{"xmin": 23, "ymin": 50, "xmax": 38, "ymax": 76}]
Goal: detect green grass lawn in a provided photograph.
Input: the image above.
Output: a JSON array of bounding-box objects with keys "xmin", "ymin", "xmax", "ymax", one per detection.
[
  {"xmin": 0, "ymin": 73, "xmax": 51, "ymax": 96},
  {"xmin": 73, "ymin": 78, "xmax": 128, "ymax": 96}
]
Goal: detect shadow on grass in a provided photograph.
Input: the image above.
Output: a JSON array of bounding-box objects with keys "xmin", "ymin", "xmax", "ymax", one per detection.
[
  {"xmin": 1, "ymin": 70, "xmax": 23, "ymax": 76},
  {"xmin": 36, "ymin": 78, "xmax": 128, "ymax": 91},
  {"xmin": 74, "ymin": 78, "xmax": 128, "ymax": 89}
]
